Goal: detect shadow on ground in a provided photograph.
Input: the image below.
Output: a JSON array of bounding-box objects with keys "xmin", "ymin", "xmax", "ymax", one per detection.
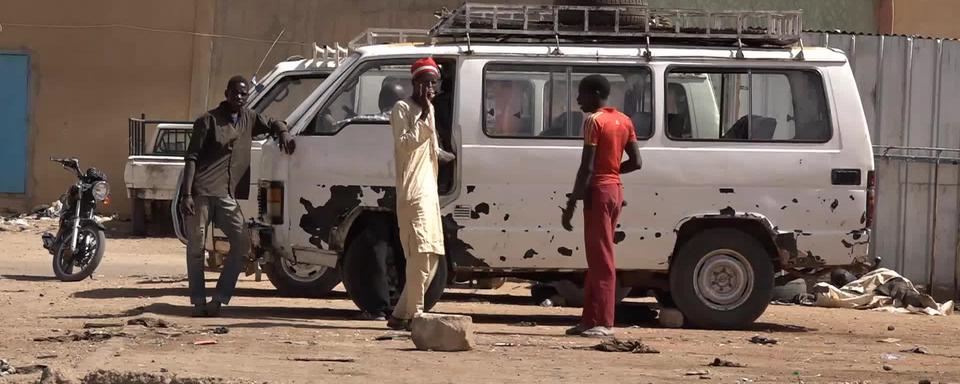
[{"xmin": 1, "ymin": 274, "xmax": 59, "ymax": 282}]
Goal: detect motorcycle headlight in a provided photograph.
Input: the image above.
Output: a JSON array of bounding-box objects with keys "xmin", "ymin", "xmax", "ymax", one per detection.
[{"xmin": 92, "ymin": 181, "xmax": 110, "ymax": 201}]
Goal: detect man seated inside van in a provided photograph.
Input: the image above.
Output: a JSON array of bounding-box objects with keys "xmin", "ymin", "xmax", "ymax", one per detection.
[
  {"xmin": 334, "ymin": 81, "xmax": 407, "ymax": 127},
  {"xmin": 489, "ymin": 81, "xmax": 531, "ymax": 136}
]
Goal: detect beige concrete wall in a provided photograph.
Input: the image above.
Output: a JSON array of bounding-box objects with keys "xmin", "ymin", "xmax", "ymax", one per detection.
[
  {"xmin": 891, "ymin": 0, "xmax": 960, "ymax": 39},
  {"xmin": 0, "ymin": 0, "xmax": 200, "ymax": 216},
  {"xmin": 203, "ymin": 0, "xmax": 552, "ymax": 110}
]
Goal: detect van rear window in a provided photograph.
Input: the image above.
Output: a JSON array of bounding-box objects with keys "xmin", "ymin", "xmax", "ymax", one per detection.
[
  {"xmin": 483, "ymin": 64, "xmax": 653, "ymax": 139},
  {"xmin": 665, "ymin": 68, "xmax": 832, "ymax": 142}
]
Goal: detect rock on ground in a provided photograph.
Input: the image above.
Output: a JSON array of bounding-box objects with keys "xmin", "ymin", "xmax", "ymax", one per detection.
[
  {"xmin": 410, "ymin": 313, "xmax": 475, "ymax": 352},
  {"xmin": 658, "ymin": 308, "xmax": 684, "ymax": 328},
  {"xmin": 40, "ymin": 366, "xmax": 78, "ymax": 384}
]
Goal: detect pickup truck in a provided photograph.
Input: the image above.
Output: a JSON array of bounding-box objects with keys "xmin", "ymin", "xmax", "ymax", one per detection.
[{"xmin": 123, "ymin": 53, "xmax": 339, "ymax": 296}]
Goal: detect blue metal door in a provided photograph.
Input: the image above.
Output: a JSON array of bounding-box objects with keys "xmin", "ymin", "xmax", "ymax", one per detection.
[{"xmin": 0, "ymin": 54, "xmax": 29, "ymax": 193}]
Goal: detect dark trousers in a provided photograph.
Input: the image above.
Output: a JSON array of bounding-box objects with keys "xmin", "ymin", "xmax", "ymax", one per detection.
[
  {"xmin": 581, "ymin": 184, "xmax": 623, "ymax": 328},
  {"xmin": 185, "ymin": 196, "xmax": 249, "ymax": 305}
]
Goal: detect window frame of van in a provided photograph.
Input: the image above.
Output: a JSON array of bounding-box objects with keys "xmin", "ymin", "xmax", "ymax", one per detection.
[
  {"xmin": 251, "ymin": 72, "xmax": 329, "ymax": 139},
  {"xmin": 663, "ymin": 65, "xmax": 834, "ymax": 144},
  {"xmin": 299, "ymin": 57, "xmax": 456, "ymax": 136},
  {"xmin": 480, "ymin": 62, "xmax": 655, "ymax": 140}
]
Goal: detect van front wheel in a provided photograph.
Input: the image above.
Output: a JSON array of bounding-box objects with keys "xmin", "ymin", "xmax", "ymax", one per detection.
[
  {"xmin": 342, "ymin": 223, "xmax": 447, "ymax": 317},
  {"xmin": 669, "ymin": 228, "xmax": 774, "ymax": 329}
]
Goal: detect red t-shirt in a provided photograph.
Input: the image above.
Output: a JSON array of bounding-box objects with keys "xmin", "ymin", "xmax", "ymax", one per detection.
[{"xmin": 583, "ymin": 107, "xmax": 637, "ymax": 186}]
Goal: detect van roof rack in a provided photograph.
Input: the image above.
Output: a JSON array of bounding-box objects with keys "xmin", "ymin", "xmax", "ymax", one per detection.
[
  {"xmin": 306, "ymin": 29, "xmax": 434, "ymax": 69},
  {"xmin": 348, "ymin": 28, "xmax": 434, "ymax": 49},
  {"xmin": 429, "ymin": 2, "xmax": 803, "ymax": 48}
]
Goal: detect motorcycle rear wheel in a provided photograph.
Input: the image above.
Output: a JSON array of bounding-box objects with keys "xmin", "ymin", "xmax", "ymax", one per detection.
[{"xmin": 52, "ymin": 224, "xmax": 106, "ymax": 282}]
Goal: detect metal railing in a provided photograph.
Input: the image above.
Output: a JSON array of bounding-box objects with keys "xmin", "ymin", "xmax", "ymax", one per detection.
[
  {"xmin": 430, "ymin": 3, "xmax": 803, "ymax": 46},
  {"xmin": 128, "ymin": 114, "xmax": 193, "ymax": 156},
  {"xmin": 873, "ymin": 145, "xmax": 960, "ymax": 297}
]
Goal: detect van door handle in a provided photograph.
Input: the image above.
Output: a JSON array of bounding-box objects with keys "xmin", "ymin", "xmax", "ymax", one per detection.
[{"xmin": 831, "ymin": 169, "xmax": 862, "ymax": 186}]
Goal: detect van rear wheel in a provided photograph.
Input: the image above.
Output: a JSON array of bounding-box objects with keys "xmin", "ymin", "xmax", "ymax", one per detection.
[
  {"xmin": 342, "ymin": 222, "xmax": 447, "ymax": 317},
  {"xmin": 264, "ymin": 259, "xmax": 341, "ymax": 298},
  {"xmin": 669, "ymin": 228, "xmax": 774, "ymax": 329}
]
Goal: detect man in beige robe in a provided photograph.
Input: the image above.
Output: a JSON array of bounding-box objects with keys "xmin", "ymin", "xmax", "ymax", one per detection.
[{"xmin": 388, "ymin": 57, "xmax": 455, "ymax": 330}]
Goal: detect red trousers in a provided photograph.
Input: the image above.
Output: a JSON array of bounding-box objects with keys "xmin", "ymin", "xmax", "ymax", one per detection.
[{"xmin": 581, "ymin": 183, "xmax": 623, "ymax": 328}]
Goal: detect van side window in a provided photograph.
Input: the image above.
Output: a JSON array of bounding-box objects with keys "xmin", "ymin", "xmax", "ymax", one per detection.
[
  {"xmin": 483, "ymin": 64, "xmax": 653, "ymax": 139},
  {"xmin": 666, "ymin": 69, "xmax": 831, "ymax": 142},
  {"xmin": 253, "ymin": 74, "xmax": 327, "ymax": 138},
  {"xmin": 305, "ymin": 63, "xmax": 413, "ymax": 135}
]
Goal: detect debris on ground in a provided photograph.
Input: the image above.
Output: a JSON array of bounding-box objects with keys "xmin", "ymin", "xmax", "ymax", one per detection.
[
  {"xmin": 509, "ymin": 321, "xmax": 537, "ymax": 327},
  {"xmin": 0, "ymin": 358, "xmax": 16, "ymax": 376},
  {"xmin": 882, "ymin": 364, "xmax": 893, "ymax": 371},
  {"xmin": 287, "ymin": 357, "xmax": 355, "ymax": 363},
  {"xmin": 749, "ymin": 336, "xmax": 778, "ymax": 345},
  {"xmin": 210, "ymin": 326, "xmax": 229, "ymax": 335},
  {"xmin": 878, "ymin": 338, "xmax": 901, "ymax": 344},
  {"xmin": 493, "ymin": 342, "xmax": 517, "ymax": 347},
  {"xmin": 881, "ymin": 353, "xmax": 902, "ymax": 361},
  {"xmin": 193, "ymin": 340, "xmax": 217, "ymax": 346},
  {"xmin": 40, "ymin": 366, "xmax": 77, "ymax": 384},
  {"xmin": 282, "ymin": 340, "xmax": 315, "ymax": 346},
  {"xmin": 592, "ymin": 339, "xmax": 660, "ymax": 354},
  {"xmin": 374, "ymin": 333, "xmax": 410, "ymax": 341},
  {"xmin": 82, "ymin": 322, "xmax": 125, "ymax": 329},
  {"xmin": 127, "ymin": 316, "xmax": 174, "ymax": 329},
  {"xmin": 155, "ymin": 330, "xmax": 184, "ymax": 338},
  {"xmin": 81, "ymin": 369, "xmax": 233, "ymax": 384},
  {"xmin": 887, "ymin": 325, "xmax": 896, "ymax": 331},
  {"xmin": 34, "ymin": 330, "xmax": 129, "ymax": 343},
  {"xmin": 709, "ymin": 358, "xmax": 747, "ymax": 367},
  {"xmin": 813, "ymin": 268, "xmax": 954, "ymax": 315},
  {"xmin": 685, "ymin": 369, "xmax": 710, "ymax": 376},
  {"xmin": 901, "ymin": 346, "xmax": 929, "ymax": 354}
]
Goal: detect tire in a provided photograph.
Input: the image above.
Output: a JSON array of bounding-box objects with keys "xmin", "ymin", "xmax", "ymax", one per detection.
[
  {"xmin": 669, "ymin": 228, "xmax": 774, "ymax": 329},
  {"xmin": 52, "ymin": 224, "xmax": 106, "ymax": 282},
  {"xmin": 264, "ymin": 259, "xmax": 341, "ymax": 298},
  {"xmin": 556, "ymin": 0, "xmax": 647, "ymax": 27},
  {"xmin": 341, "ymin": 222, "xmax": 447, "ymax": 316}
]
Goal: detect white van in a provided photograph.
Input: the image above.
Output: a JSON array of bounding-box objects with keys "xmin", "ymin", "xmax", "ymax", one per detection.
[{"xmin": 250, "ymin": 4, "xmax": 875, "ymax": 328}]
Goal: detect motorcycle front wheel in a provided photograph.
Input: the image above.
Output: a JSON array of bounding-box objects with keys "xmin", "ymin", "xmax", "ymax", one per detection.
[{"xmin": 52, "ymin": 224, "xmax": 106, "ymax": 282}]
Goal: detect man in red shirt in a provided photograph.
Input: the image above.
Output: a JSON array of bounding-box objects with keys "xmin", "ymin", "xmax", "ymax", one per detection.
[{"xmin": 562, "ymin": 74, "xmax": 642, "ymax": 337}]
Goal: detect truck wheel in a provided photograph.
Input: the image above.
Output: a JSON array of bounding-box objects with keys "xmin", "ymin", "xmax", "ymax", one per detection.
[
  {"xmin": 342, "ymin": 223, "xmax": 447, "ymax": 316},
  {"xmin": 669, "ymin": 228, "xmax": 774, "ymax": 329},
  {"xmin": 264, "ymin": 259, "xmax": 341, "ymax": 298},
  {"xmin": 131, "ymin": 196, "xmax": 146, "ymax": 236}
]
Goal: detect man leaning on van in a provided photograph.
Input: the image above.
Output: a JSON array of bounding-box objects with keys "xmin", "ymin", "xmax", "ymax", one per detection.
[{"xmin": 180, "ymin": 75, "xmax": 296, "ymax": 317}]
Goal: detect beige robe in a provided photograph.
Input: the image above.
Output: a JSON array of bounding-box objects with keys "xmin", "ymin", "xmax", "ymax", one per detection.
[{"xmin": 391, "ymin": 99, "xmax": 445, "ymax": 256}]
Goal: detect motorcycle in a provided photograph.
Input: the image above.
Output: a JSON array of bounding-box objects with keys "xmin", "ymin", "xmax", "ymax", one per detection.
[{"xmin": 41, "ymin": 158, "xmax": 109, "ymax": 281}]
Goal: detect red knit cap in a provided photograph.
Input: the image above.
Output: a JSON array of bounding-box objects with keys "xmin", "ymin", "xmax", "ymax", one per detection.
[{"xmin": 411, "ymin": 57, "xmax": 440, "ymax": 80}]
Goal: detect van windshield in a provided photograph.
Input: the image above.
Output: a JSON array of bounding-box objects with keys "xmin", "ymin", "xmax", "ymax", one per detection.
[{"xmin": 253, "ymin": 74, "xmax": 329, "ymax": 123}]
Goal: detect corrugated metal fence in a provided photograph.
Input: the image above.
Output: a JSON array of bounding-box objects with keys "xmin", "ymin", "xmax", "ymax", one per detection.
[{"xmin": 803, "ymin": 32, "xmax": 960, "ymax": 300}]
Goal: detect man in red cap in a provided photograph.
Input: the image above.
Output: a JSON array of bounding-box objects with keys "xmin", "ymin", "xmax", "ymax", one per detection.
[{"xmin": 387, "ymin": 57, "xmax": 456, "ymax": 330}]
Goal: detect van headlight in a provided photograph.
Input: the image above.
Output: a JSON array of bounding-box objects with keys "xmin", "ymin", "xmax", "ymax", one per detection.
[{"xmin": 92, "ymin": 181, "xmax": 110, "ymax": 201}]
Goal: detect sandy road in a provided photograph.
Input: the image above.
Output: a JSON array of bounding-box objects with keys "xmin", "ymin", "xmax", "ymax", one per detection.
[{"xmin": 0, "ymin": 227, "xmax": 959, "ymax": 383}]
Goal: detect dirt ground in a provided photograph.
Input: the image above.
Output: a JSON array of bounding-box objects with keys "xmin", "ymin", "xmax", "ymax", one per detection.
[{"xmin": 1, "ymin": 224, "xmax": 959, "ymax": 384}]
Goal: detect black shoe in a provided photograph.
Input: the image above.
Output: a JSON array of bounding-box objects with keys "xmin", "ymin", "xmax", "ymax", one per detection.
[
  {"xmin": 191, "ymin": 304, "xmax": 207, "ymax": 318},
  {"xmin": 206, "ymin": 300, "xmax": 222, "ymax": 317},
  {"xmin": 386, "ymin": 317, "xmax": 411, "ymax": 331},
  {"xmin": 356, "ymin": 311, "xmax": 387, "ymax": 321}
]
